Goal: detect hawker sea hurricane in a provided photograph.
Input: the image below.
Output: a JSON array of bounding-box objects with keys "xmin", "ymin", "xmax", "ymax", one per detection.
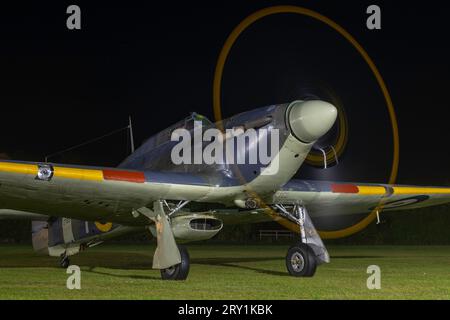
[{"xmin": 1, "ymin": 100, "xmax": 450, "ymax": 279}]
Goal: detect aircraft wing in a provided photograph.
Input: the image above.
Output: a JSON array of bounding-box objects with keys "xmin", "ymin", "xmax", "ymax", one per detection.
[
  {"xmin": 2, "ymin": 160, "xmax": 449, "ymax": 238},
  {"xmin": 274, "ymin": 179, "xmax": 450, "ymax": 214},
  {"xmin": 270, "ymin": 179, "xmax": 450, "ymax": 238},
  {"xmin": 0, "ymin": 160, "xmax": 212, "ymax": 226}
]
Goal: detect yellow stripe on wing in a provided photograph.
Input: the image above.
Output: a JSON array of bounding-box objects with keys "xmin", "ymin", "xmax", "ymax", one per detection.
[
  {"xmin": 53, "ymin": 166, "xmax": 103, "ymax": 181},
  {"xmin": 0, "ymin": 162, "xmax": 37, "ymax": 175},
  {"xmin": 357, "ymin": 186, "xmax": 386, "ymax": 195},
  {"xmin": 393, "ymin": 187, "xmax": 450, "ymax": 195}
]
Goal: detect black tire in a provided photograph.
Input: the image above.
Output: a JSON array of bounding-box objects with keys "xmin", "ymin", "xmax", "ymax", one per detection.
[
  {"xmin": 160, "ymin": 245, "xmax": 190, "ymax": 280},
  {"xmin": 60, "ymin": 256, "xmax": 70, "ymax": 269},
  {"xmin": 285, "ymin": 243, "xmax": 317, "ymax": 277}
]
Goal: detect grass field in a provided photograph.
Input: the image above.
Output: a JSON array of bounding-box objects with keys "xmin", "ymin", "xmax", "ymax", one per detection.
[{"xmin": 0, "ymin": 244, "xmax": 449, "ymax": 299}]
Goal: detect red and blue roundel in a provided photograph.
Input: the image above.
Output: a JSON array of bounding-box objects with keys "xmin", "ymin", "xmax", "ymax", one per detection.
[{"xmin": 370, "ymin": 195, "xmax": 429, "ymax": 211}]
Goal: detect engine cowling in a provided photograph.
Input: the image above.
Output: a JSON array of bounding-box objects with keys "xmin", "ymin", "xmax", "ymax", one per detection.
[{"xmin": 170, "ymin": 215, "xmax": 223, "ymax": 242}]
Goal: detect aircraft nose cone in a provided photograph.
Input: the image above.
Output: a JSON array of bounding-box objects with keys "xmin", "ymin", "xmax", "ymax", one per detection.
[{"xmin": 288, "ymin": 100, "xmax": 338, "ymax": 143}]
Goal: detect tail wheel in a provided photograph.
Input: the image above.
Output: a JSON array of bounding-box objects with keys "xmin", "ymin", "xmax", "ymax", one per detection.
[
  {"xmin": 60, "ymin": 255, "xmax": 70, "ymax": 269},
  {"xmin": 286, "ymin": 243, "xmax": 317, "ymax": 277},
  {"xmin": 160, "ymin": 245, "xmax": 190, "ymax": 280}
]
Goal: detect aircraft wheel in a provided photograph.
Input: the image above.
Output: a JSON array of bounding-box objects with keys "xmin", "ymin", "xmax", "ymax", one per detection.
[
  {"xmin": 60, "ymin": 255, "xmax": 70, "ymax": 269},
  {"xmin": 160, "ymin": 245, "xmax": 190, "ymax": 280},
  {"xmin": 286, "ymin": 243, "xmax": 317, "ymax": 277}
]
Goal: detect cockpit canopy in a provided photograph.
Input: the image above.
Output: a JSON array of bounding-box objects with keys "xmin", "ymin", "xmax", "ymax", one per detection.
[{"xmin": 144, "ymin": 112, "xmax": 213, "ymax": 151}]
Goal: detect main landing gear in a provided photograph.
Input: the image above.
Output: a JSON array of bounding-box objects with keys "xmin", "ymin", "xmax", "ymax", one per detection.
[
  {"xmin": 286, "ymin": 243, "xmax": 317, "ymax": 277},
  {"xmin": 274, "ymin": 204, "xmax": 330, "ymax": 277},
  {"xmin": 135, "ymin": 200, "xmax": 191, "ymax": 281},
  {"xmin": 160, "ymin": 245, "xmax": 190, "ymax": 280}
]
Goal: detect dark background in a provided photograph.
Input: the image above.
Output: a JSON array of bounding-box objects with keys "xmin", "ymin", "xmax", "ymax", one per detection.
[{"xmin": 0, "ymin": 1, "xmax": 449, "ymax": 243}]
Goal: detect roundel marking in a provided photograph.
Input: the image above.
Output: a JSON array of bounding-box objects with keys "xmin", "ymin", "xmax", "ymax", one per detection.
[
  {"xmin": 94, "ymin": 221, "xmax": 113, "ymax": 232},
  {"xmin": 369, "ymin": 195, "xmax": 430, "ymax": 211}
]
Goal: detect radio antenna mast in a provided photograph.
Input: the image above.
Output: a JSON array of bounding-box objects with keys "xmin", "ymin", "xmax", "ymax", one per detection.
[{"xmin": 129, "ymin": 115, "xmax": 135, "ymax": 154}]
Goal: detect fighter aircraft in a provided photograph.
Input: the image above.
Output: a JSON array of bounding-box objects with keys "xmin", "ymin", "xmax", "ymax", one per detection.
[{"xmin": 1, "ymin": 100, "xmax": 450, "ymax": 279}]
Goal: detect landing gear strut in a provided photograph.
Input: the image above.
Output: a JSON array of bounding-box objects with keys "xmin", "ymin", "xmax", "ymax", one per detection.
[
  {"xmin": 59, "ymin": 253, "xmax": 70, "ymax": 268},
  {"xmin": 135, "ymin": 201, "xmax": 191, "ymax": 281},
  {"xmin": 274, "ymin": 204, "xmax": 329, "ymax": 277}
]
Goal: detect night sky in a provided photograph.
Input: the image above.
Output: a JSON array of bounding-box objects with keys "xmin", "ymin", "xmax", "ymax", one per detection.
[{"xmin": 0, "ymin": 1, "xmax": 449, "ymax": 185}]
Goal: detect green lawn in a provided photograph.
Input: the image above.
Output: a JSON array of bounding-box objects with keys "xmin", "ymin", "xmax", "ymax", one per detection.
[{"xmin": 0, "ymin": 244, "xmax": 449, "ymax": 299}]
